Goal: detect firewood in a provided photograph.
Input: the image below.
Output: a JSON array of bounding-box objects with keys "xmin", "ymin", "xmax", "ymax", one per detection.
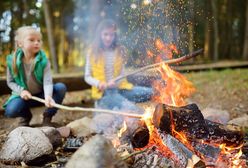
[
  {"xmin": 153, "ymin": 103, "xmax": 208, "ymax": 139},
  {"xmin": 131, "ymin": 126, "xmax": 150, "ymax": 149},
  {"xmin": 160, "ymin": 134, "xmax": 205, "ymax": 168},
  {"xmin": 191, "ymin": 141, "xmax": 221, "ymax": 163},
  {"xmin": 131, "ymin": 103, "xmax": 244, "ymax": 166},
  {"xmin": 153, "ymin": 103, "xmax": 244, "ymax": 147}
]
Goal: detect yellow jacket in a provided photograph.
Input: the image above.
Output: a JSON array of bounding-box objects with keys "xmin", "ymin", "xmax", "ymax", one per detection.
[{"xmin": 90, "ymin": 48, "xmax": 133, "ymax": 100}]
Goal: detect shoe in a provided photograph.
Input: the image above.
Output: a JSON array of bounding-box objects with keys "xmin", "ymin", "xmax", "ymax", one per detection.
[
  {"xmin": 63, "ymin": 137, "xmax": 83, "ymax": 151},
  {"xmin": 42, "ymin": 112, "xmax": 53, "ymax": 126},
  {"xmin": 17, "ymin": 117, "xmax": 31, "ymax": 126}
]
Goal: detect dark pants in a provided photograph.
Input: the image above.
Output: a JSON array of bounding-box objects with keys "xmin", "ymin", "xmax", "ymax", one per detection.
[{"xmin": 5, "ymin": 83, "xmax": 67, "ymax": 119}]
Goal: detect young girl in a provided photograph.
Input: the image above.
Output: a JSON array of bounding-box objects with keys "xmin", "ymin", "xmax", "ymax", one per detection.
[
  {"xmin": 84, "ymin": 19, "xmax": 153, "ymax": 113},
  {"xmin": 3, "ymin": 26, "xmax": 66, "ymax": 126}
]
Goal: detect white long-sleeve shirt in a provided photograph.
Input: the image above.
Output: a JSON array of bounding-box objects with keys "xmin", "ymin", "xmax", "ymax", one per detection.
[{"xmin": 84, "ymin": 50, "xmax": 124, "ymax": 87}]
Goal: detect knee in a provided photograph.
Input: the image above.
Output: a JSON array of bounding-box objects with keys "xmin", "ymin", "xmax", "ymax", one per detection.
[
  {"xmin": 141, "ymin": 87, "xmax": 153, "ymax": 96},
  {"xmin": 5, "ymin": 104, "xmax": 19, "ymax": 117},
  {"xmin": 147, "ymin": 87, "xmax": 154, "ymax": 96},
  {"xmin": 54, "ymin": 83, "xmax": 67, "ymax": 95}
]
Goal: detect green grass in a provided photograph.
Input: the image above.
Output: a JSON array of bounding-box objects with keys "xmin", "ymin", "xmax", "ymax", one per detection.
[{"xmin": 185, "ymin": 68, "xmax": 248, "ymax": 91}]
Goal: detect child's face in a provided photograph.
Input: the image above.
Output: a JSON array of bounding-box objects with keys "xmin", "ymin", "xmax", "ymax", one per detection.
[
  {"xmin": 101, "ymin": 27, "xmax": 116, "ymax": 48},
  {"xmin": 21, "ymin": 31, "xmax": 42, "ymax": 55}
]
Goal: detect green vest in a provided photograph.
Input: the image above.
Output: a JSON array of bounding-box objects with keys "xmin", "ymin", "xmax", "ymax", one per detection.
[{"xmin": 3, "ymin": 48, "xmax": 48, "ymax": 108}]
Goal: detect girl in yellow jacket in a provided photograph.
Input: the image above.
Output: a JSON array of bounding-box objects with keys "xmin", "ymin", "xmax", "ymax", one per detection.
[{"xmin": 84, "ymin": 19, "xmax": 153, "ymax": 113}]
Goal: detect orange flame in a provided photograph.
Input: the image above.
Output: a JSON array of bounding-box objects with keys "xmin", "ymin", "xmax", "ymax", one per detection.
[
  {"xmin": 146, "ymin": 49, "xmax": 154, "ymax": 58},
  {"xmin": 139, "ymin": 39, "xmax": 244, "ymax": 167},
  {"xmin": 152, "ymin": 39, "xmax": 195, "ymax": 106},
  {"xmin": 141, "ymin": 108, "xmax": 173, "ymax": 157},
  {"xmin": 154, "ymin": 38, "xmax": 178, "ymax": 62},
  {"xmin": 111, "ymin": 138, "xmax": 120, "ymax": 148},
  {"xmin": 153, "ymin": 62, "xmax": 195, "ymax": 106},
  {"xmin": 218, "ymin": 144, "xmax": 244, "ymax": 168},
  {"xmin": 118, "ymin": 121, "xmax": 127, "ymax": 138}
]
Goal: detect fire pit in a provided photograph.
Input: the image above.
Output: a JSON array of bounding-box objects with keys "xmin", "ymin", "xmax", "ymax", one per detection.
[{"xmin": 130, "ymin": 103, "xmax": 245, "ymax": 167}]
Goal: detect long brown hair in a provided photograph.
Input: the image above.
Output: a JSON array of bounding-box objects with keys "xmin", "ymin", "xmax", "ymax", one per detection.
[
  {"xmin": 91, "ymin": 19, "xmax": 119, "ymax": 58},
  {"xmin": 12, "ymin": 26, "xmax": 42, "ymax": 74}
]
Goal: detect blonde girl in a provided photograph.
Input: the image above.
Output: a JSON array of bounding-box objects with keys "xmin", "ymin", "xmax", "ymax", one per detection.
[{"xmin": 3, "ymin": 26, "xmax": 66, "ymax": 126}]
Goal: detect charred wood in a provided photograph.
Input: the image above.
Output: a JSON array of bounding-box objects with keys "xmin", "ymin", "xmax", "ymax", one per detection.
[
  {"xmin": 131, "ymin": 103, "xmax": 244, "ymax": 165},
  {"xmin": 160, "ymin": 134, "xmax": 205, "ymax": 168},
  {"xmin": 131, "ymin": 126, "xmax": 149, "ymax": 149},
  {"xmin": 153, "ymin": 103, "xmax": 244, "ymax": 147},
  {"xmin": 153, "ymin": 103, "xmax": 208, "ymax": 139},
  {"xmin": 191, "ymin": 141, "xmax": 221, "ymax": 163}
]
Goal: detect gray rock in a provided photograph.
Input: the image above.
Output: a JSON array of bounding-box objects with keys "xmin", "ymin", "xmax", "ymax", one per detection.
[
  {"xmin": 228, "ymin": 114, "xmax": 248, "ymax": 128},
  {"xmin": 66, "ymin": 134, "xmax": 127, "ymax": 168},
  {"xmin": 67, "ymin": 117, "xmax": 95, "ymax": 137},
  {"xmin": 202, "ymin": 107, "xmax": 230, "ymax": 124},
  {"xmin": 39, "ymin": 126, "xmax": 62, "ymax": 148},
  {"xmin": 0, "ymin": 127, "xmax": 53, "ymax": 163}
]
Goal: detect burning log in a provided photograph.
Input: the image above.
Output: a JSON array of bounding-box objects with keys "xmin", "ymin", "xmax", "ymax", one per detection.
[
  {"xmin": 153, "ymin": 103, "xmax": 208, "ymax": 140},
  {"xmin": 131, "ymin": 127, "xmax": 205, "ymax": 167},
  {"xmin": 131, "ymin": 103, "xmax": 244, "ymax": 166},
  {"xmin": 153, "ymin": 103, "xmax": 244, "ymax": 148},
  {"xmin": 191, "ymin": 141, "xmax": 221, "ymax": 163},
  {"xmin": 160, "ymin": 134, "xmax": 205, "ymax": 167},
  {"xmin": 131, "ymin": 125, "xmax": 150, "ymax": 149}
]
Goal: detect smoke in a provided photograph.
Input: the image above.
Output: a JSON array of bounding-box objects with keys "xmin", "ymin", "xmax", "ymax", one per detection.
[
  {"xmin": 67, "ymin": 0, "xmax": 198, "ymax": 134},
  {"xmin": 90, "ymin": 90, "xmax": 144, "ymax": 136},
  {"xmin": 68, "ymin": 0, "xmax": 197, "ymax": 68}
]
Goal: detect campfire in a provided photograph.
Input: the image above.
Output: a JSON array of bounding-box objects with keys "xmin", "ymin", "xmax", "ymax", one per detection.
[{"xmin": 121, "ymin": 39, "xmax": 245, "ymax": 167}]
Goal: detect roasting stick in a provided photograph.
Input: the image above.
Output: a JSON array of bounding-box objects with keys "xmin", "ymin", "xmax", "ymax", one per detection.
[
  {"xmin": 31, "ymin": 96, "xmax": 143, "ymax": 118},
  {"xmin": 113, "ymin": 48, "xmax": 203, "ymax": 82}
]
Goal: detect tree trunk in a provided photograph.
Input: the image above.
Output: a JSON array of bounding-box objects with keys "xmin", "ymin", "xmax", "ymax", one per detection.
[
  {"xmin": 43, "ymin": 0, "xmax": 59, "ymax": 73},
  {"xmin": 188, "ymin": 1, "xmax": 194, "ymax": 54},
  {"xmin": 211, "ymin": 0, "xmax": 219, "ymax": 62},
  {"xmin": 243, "ymin": 0, "xmax": 248, "ymax": 60},
  {"xmin": 204, "ymin": 20, "xmax": 210, "ymax": 59},
  {"xmin": 203, "ymin": 0, "xmax": 210, "ymax": 60}
]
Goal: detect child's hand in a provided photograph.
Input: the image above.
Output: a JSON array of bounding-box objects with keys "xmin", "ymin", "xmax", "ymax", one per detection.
[
  {"xmin": 107, "ymin": 80, "xmax": 116, "ymax": 88},
  {"xmin": 45, "ymin": 96, "xmax": 55, "ymax": 108},
  {"xmin": 98, "ymin": 82, "xmax": 107, "ymax": 91},
  {"xmin": 20, "ymin": 90, "xmax": 32, "ymax": 100}
]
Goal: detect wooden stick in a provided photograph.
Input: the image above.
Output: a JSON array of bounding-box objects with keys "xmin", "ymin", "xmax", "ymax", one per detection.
[
  {"xmin": 31, "ymin": 96, "xmax": 142, "ymax": 118},
  {"xmin": 113, "ymin": 48, "xmax": 203, "ymax": 82},
  {"xmin": 121, "ymin": 148, "xmax": 149, "ymax": 161}
]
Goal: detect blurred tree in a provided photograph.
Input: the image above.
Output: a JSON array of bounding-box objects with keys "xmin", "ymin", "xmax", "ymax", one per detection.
[
  {"xmin": 43, "ymin": 0, "xmax": 58, "ymax": 73},
  {"xmin": 211, "ymin": 0, "xmax": 219, "ymax": 62},
  {"xmin": 243, "ymin": 0, "xmax": 248, "ymax": 60},
  {"xmin": 203, "ymin": 0, "xmax": 211, "ymax": 61}
]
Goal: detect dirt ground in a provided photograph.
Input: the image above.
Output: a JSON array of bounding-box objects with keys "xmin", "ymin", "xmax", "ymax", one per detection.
[{"xmin": 0, "ymin": 68, "xmax": 247, "ymax": 166}]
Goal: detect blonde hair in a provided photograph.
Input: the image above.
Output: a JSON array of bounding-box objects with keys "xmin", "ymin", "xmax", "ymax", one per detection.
[
  {"xmin": 14, "ymin": 26, "xmax": 42, "ymax": 48},
  {"xmin": 12, "ymin": 26, "xmax": 42, "ymax": 74}
]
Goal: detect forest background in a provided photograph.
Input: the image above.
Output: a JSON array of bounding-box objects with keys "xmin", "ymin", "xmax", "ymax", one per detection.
[{"xmin": 0, "ymin": 0, "xmax": 248, "ymax": 74}]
